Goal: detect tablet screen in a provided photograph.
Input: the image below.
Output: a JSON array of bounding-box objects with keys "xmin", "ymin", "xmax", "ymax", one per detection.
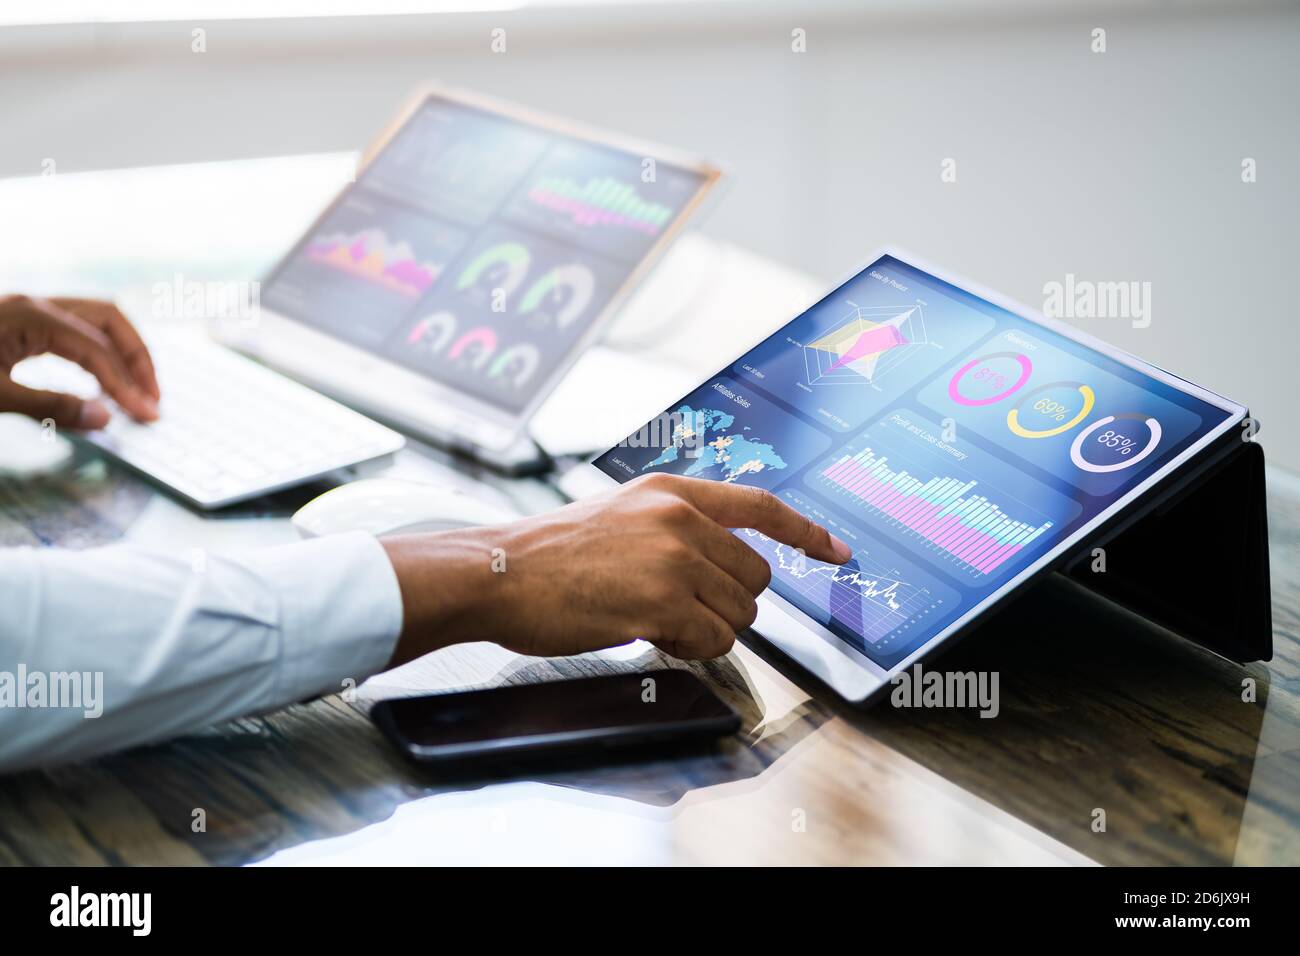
[
  {"xmin": 260, "ymin": 94, "xmax": 713, "ymax": 414},
  {"xmin": 593, "ymin": 254, "xmax": 1237, "ymax": 668}
]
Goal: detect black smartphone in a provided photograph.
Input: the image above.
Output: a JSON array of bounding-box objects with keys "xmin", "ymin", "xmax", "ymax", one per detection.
[{"xmin": 371, "ymin": 670, "xmax": 740, "ymax": 767}]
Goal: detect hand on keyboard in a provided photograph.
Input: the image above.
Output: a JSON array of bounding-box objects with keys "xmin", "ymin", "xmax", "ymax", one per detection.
[
  {"xmin": 0, "ymin": 294, "xmax": 160, "ymax": 429},
  {"xmin": 99, "ymin": 337, "xmax": 405, "ymax": 505},
  {"xmin": 4, "ymin": 294, "xmax": 403, "ymax": 508}
]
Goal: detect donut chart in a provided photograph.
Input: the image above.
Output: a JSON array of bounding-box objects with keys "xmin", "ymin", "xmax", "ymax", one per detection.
[
  {"xmin": 517, "ymin": 263, "xmax": 595, "ymax": 327},
  {"xmin": 1007, "ymin": 381, "xmax": 1095, "ymax": 439},
  {"xmin": 456, "ymin": 241, "xmax": 530, "ymax": 297},
  {"xmin": 1070, "ymin": 413, "xmax": 1162, "ymax": 473},
  {"xmin": 948, "ymin": 351, "xmax": 1033, "ymax": 407}
]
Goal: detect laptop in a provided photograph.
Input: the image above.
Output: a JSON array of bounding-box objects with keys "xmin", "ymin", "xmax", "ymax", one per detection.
[
  {"xmin": 218, "ymin": 84, "xmax": 721, "ymax": 465},
  {"xmin": 560, "ymin": 248, "xmax": 1249, "ymax": 703},
  {"xmin": 15, "ymin": 84, "xmax": 721, "ymax": 507}
]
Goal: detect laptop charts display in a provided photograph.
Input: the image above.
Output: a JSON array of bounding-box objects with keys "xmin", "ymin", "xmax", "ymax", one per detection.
[{"xmin": 249, "ymin": 86, "xmax": 721, "ymax": 458}]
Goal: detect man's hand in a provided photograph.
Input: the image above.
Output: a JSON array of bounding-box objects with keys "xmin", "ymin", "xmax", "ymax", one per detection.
[
  {"xmin": 381, "ymin": 472, "xmax": 852, "ymax": 665},
  {"xmin": 0, "ymin": 294, "xmax": 160, "ymax": 429}
]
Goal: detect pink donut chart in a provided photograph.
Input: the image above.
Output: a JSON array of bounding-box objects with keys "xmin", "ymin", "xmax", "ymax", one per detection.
[{"xmin": 948, "ymin": 351, "xmax": 1033, "ymax": 407}]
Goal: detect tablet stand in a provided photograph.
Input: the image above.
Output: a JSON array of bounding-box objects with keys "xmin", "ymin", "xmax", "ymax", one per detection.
[{"xmin": 1059, "ymin": 436, "xmax": 1272, "ymax": 663}]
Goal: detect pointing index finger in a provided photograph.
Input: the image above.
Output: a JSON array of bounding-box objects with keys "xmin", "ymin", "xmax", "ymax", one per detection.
[{"xmin": 670, "ymin": 478, "xmax": 851, "ymax": 565}]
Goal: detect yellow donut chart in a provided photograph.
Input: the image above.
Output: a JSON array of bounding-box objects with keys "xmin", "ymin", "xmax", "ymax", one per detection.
[{"xmin": 1007, "ymin": 383, "xmax": 1095, "ymax": 438}]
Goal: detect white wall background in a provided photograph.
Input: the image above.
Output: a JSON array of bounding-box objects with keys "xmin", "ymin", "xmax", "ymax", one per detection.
[{"xmin": 3, "ymin": 1, "xmax": 1298, "ymax": 469}]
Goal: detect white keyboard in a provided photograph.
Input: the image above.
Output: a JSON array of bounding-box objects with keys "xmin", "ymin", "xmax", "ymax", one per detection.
[{"xmin": 13, "ymin": 333, "xmax": 406, "ymax": 509}]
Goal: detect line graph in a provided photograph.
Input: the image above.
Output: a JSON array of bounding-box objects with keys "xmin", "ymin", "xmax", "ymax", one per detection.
[
  {"xmin": 745, "ymin": 528, "xmax": 906, "ymax": 609},
  {"xmin": 738, "ymin": 523, "xmax": 950, "ymax": 648}
]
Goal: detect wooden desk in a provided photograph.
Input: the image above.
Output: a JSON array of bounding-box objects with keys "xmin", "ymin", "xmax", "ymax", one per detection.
[
  {"xmin": 0, "ymin": 156, "xmax": 1296, "ymax": 866},
  {"xmin": 1, "ymin": 439, "xmax": 1296, "ymax": 865}
]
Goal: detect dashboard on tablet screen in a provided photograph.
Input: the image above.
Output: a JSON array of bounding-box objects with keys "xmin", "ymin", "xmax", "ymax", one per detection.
[
  {"xmin": 260, "ymin": 95, "xmax": 712, "ymax": 414},
  {"xmin": 594, "ymin": 254, "xmax": 1235, "ymax": 668}
]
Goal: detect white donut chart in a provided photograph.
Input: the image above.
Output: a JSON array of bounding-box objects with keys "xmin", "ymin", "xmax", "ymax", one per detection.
[{"xmin": 1070, "ymin": 414, "xmax": 1162, "ymax": 473}]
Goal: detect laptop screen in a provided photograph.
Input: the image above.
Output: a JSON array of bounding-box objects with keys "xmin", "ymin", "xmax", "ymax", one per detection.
[{"xmin": 260, "ymin": 94, "xmax": 714, "ymax": 414}]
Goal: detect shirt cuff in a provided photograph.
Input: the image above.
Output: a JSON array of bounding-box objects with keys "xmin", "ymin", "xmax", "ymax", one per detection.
[{"xmin": 242, "ymin": 531, "xmax": 404, "ymax": 705}]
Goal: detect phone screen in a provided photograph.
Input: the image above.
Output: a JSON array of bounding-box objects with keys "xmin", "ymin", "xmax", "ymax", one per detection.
[{"xmin": 374, "ymin": 670, "xmax": 737, "ymax": 757}]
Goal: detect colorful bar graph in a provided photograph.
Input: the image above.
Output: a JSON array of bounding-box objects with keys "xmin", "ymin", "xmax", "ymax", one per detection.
[
  {"xmin": 818, "ymin": 446, "xmax": 1053, "ymax": 576},
  {"xmin": 527, "ymin": 176, "xmax": 673, "ymax": 235}
]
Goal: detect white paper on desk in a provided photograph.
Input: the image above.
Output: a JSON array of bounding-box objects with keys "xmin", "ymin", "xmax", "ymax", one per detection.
[{"xmin": 528, "ymin": 345, "xmax": 699, "ymax": 458}]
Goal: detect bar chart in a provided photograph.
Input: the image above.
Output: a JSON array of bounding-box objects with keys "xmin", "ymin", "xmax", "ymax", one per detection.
[
  {"xmin": 525, "ymin": 175, "xmax": 673, "ymax": 236},
  {"xmin": 807, "ymin": 411, "xmax": 1079, "ymax": 580},
  {"xmin": 817, "ymin": 448, "xmax": 1052, "ymax": 575}
]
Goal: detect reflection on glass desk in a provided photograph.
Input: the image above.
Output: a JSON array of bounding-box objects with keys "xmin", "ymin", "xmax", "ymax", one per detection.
[
  {"xmin": 0, "ymin": 155, "xmax": 1297, "ymax": 866},
  {"xmin": 2, "ymin": 428, "xmax": 1299, "ymax": 865}
]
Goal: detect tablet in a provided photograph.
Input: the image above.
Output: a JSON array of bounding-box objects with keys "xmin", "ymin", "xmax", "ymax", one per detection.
[
  {"xmin": 247, "ymin": 84, "xmax": 721, "ymax": 453},
  {"xmin": 566, "ymin": 249, "xmax": 1248, "ymax": 702}
]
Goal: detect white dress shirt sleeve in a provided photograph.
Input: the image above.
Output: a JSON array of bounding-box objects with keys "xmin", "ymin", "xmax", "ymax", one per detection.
[{"xmin": 0, "ymin": 530, "xmax": 403, "ymax": 772}]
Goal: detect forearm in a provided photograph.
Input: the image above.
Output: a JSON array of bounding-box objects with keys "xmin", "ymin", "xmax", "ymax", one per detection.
[
  {"xmin": 0, "ymin": 531, "xmax": 402, "ymax": 772},
  {"xmin": 380, "ymin": 528, "xmax": 507, "ymax": 666}
]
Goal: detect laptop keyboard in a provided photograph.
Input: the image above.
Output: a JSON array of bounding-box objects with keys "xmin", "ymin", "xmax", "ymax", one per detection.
[{"xmin": 13, "ymin": 333, "xmax": 405, "ymax": 509}]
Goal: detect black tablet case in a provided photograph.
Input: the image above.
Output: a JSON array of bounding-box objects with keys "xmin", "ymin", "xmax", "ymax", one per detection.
[{"xmin": 1057, "ymin": 433, "xmax": 1272, "ymax": 663}]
